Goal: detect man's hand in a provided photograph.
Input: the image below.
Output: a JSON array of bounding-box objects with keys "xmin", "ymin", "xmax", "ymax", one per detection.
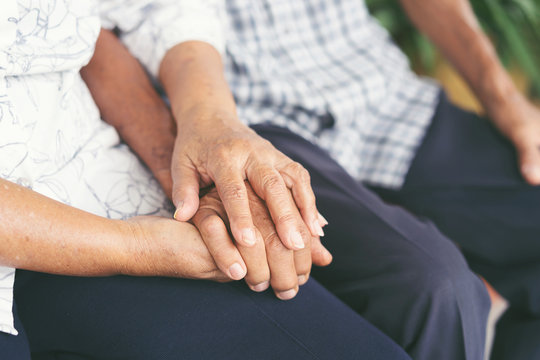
[
  {"xmin": 81, "ymin": 29, "xmax": 176, "ymax": 197},
  {"xmin": 488, "ymin": 93, "xmax": 540, "ymax": 185},
  {"xmin": 192, "ymin": 183, "xmax": 332, "ymax": 300},
  {"xmin": 160, "ymin": 42, "xmax": 326, "ymax": 252}
]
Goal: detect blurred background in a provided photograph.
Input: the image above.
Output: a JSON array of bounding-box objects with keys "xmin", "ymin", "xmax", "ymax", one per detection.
[{"xmin": 366, "ymin": 0, "xmax": 540, "ymax": 113}]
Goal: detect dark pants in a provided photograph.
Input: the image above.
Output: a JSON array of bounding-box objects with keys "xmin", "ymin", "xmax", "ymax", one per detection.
[
  {"xmin": 372, "ymin": 94, "xmax": 540, "ymax": 359},
  {"xmin": 11, "ymin": 273, "xmax": 408, "ymax": 360},
  {"xmin": 254, "ymin": 120, "xmax": 490, "ymax": 360}
]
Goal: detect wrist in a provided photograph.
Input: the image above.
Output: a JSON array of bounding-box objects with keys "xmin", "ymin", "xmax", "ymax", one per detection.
[
  {"xmin": 476, "ymin": 61, "xmax": 520, "ymax": 114},
  {"xmin": 114, "ymin": 219, "xmax": 149, "ymax": 276},
  {"xmin": 173, "ymin": 105, "xmax": 249, "ymax": 138}
]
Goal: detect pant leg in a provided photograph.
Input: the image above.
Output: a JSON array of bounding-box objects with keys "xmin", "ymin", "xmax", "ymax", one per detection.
[
  {"xmin": 253, "ymin": 124, "xmax": 490, "ymax": 360},
  {"xmin": 0, "ymin": 303, "xmax": 31, "ymax": 360},
  {"xmin": 371, "ymin": 94, "xmax": 540, "ymax": 317},
  {"xmin": 14, "ymin": 270, "xmax": 409, "ymax": 360}
]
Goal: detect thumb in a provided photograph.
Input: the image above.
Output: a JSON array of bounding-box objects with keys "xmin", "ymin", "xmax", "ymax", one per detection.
[
  {"xmin": 171, "ymin": 163, "xmax": 201, "ymax": 221},
  {"xmin": 517, "ymin": 138, "xmax": 540, "ymax": 185}
]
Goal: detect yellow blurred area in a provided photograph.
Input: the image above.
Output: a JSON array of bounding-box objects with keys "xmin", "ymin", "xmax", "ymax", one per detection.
[{"xmin": 429, "ymin": 57, "xmax": 535, "ymax": 114}]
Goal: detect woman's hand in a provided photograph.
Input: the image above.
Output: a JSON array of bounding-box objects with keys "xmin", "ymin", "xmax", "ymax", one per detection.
[
  {"xmin": 191, "ymin": 183, "xmax": 332, "ymax": 300},
  {"xmin": 124, "ymin": 216, "xmax": 229, "ymax": 282},
  {"xmin": 171, "ymin": 108, "xmax": 324, "ymax": 251}
]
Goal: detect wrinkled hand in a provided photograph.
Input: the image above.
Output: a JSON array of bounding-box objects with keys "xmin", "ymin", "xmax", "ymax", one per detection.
[
  {"xmin": 489, "ymin": 94, "xmax": 540, "ymax": 185},
  {"xmin": 125, "ymin": 216, "xmax": 228, "ymax": 282},
  {"xmin": 171, "ymin": 108, "xmax": 325, "ymax": 251},
  {"xmin": 192, "ymin": 183, "xmax": 332, "ymax": 300}
]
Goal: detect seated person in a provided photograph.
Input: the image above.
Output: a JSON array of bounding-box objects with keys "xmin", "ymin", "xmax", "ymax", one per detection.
[
  {"xmin": 86, "ymin": 0, "xmax": 539, "ymax": 359},
  {"xmin": 0, "ymin": 1, "xmax": 411, "ymax": 359}
]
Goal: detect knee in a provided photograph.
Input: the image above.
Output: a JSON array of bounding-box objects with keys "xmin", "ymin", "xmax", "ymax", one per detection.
[{"xmin": 404, "ymin": 239, "xmax": 481, "ymax": 303}]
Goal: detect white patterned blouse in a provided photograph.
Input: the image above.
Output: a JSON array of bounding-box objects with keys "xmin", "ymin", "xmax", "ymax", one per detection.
[{"xmin": 0, "ymin": 0, "xmax": 222, "ymax": 336}]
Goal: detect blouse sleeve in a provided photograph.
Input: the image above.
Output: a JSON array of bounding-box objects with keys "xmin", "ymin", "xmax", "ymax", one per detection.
[{"xmin": 99, "ymin": 0, "xmax": 226, "ymax": 78}]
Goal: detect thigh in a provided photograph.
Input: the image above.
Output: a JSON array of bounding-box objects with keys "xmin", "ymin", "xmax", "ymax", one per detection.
[
  {"xmin": 14, "ymin": 270, "xmax": 409, "ymax": 360},
  {"xmin": 372, "ymin": 94, "xmax": 540, "ymax": 314},
  {"xmin": 253, "ymin": 124, "xmax": 490, "ymax": 360}
]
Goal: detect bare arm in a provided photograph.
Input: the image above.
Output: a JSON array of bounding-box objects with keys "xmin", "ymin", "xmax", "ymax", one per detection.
[
  {"xmin": 399, "ymin": 0, "xmax": 512, "ymax": 112},
  {"xmin": 0, "ymin": 178, "xmax": 125, "ymax": 275},
  {"xmin": 0, "ymin": 178, "xmax": 225, "ymax": 280},
  {"xmin": 400, "ymin": 0, "xmax": 540, "ymax": 184},
  {"xmin": 81, "ymin": 29, "xmax": 176, "ymax": 197}
]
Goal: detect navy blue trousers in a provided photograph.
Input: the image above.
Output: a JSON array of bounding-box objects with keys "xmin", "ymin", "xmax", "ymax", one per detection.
[
  {"xmin": 372, "ymin": 94, "xmax": 540, "ymax": 359},
  {"xmin": 11, "ymin": 274, "xmax": 408, "ymax": 360}
]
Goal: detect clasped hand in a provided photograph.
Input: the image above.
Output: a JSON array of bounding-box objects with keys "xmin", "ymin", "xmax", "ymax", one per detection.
[{"xmin": 164, "ymin": 108, "xmax": 332, "ymax": 299}]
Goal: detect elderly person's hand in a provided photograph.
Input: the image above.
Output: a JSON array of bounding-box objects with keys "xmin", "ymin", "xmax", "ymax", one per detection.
[
  {"xmin": 160, "ymin": 42, "xmax": 326, "ymax": 253},
  {"xmin": 170, "ymin": 108, "xmax": 325, "ymax": 250},
  {"xmin": 192, "ymin": 183, "xmax": 332, "ymax": 300},
  {"xmin": 487, "ymin": 93, "xmax": 540, "ymax": 185}
]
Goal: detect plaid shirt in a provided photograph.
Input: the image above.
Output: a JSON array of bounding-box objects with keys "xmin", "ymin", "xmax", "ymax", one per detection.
[{"xmin": 223, "ymin": 0, "xmax": 440, "ymax": 188}]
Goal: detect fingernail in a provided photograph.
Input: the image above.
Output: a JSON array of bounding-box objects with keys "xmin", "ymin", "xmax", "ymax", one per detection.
[
  {"xmin": 311, "ymin": 220, "xmax": 325, "ymax": 237},
  {"xmin": 277, "ymin": 289, "xmax": 297, "ymax": 300},
  {"xmin": 229, "ymin": 263, "xmax": 246, "ymax": 280},
  {"xmin": 290, "ymin": 231, "xmax": 305, "ymax": 249},
  {"xmin": 297, "ymin": 274, "xmax": 308, "ymax": 285},
  {"xmin": 318, "ymin": 212, "xmax": 328, "ymax": 227},
  {"xmin": 173, "ymin": 201, "xmax": 184, "ymax": 220},
  {"xmin": 250, "ymin": 281, "xmax": 270, "ymax": 292},
  {"xmin": 242, "ymin": 228, "xmax": 257, "ymax": 246}
]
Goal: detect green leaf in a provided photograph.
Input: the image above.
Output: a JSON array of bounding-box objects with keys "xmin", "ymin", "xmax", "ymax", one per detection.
[{"xmin": 484, "ymin": 0, "xmax": 540, "ymax": 91}]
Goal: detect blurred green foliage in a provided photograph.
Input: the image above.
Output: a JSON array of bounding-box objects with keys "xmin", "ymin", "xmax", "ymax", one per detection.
[{"xmin": 366, "ymin": 0, "xmax": 540, "ymax": 96}]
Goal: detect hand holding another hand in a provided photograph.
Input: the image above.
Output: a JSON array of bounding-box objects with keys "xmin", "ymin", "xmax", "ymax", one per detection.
[
  {"xmin": 192, "ymin": 183, "xmax": 332, "ymax": 300},
  {"xmin": 171, "ymin": 107, "xmax": 326, "ymax": 251}
]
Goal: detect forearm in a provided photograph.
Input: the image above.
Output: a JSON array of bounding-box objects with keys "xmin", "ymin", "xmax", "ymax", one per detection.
[
  {"xmin": 81, "ymin": 29, "xmax": 176, "ymax": 197},
  {"xmin": 159, "ymin": 41, "xmax": 239, "ymax": 126},
  {"xmin": 0, "ymin": 178, "xmax": 130, "ymax": 275},
  {"xmin": 399, "ymin": 0, "xmax": 517, "ymax": 115}
]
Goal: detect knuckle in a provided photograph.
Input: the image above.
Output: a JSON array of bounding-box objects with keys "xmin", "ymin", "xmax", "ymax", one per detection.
[
  {"xmin": 271, "ymin": 276, "xmax": 297, "ymax": 292},
  {"xmin": 298, "ymin": 167, "xmax": 311, "ymax": 184},
  {"xmin": 199, "ymin": 215, "xmax": 224, "ymax": 235},
  {"xmin": 264, "ymin": 232, "xmax": 286, "ymax": 251},
  {"xmin": 288, "ymin": 162, "xmax": 310, "ymax": 181},
  {"xmin": 213, "ymin": 145, "xmax": 231, "ymax": 161},
  {"xmin": 221, "ymin": 183, "xmax": 246, "ymax": 201},
  {"xmin": 246, "ymin": 268, "xmax": 271, "ymax": 285},
  {"xmin": 261, "ymin": 172, "xmax": 283, "ymax": 192},
  {"xmin": 276, "ymin": 212, "xmax": 297, "ymax": 226}
]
